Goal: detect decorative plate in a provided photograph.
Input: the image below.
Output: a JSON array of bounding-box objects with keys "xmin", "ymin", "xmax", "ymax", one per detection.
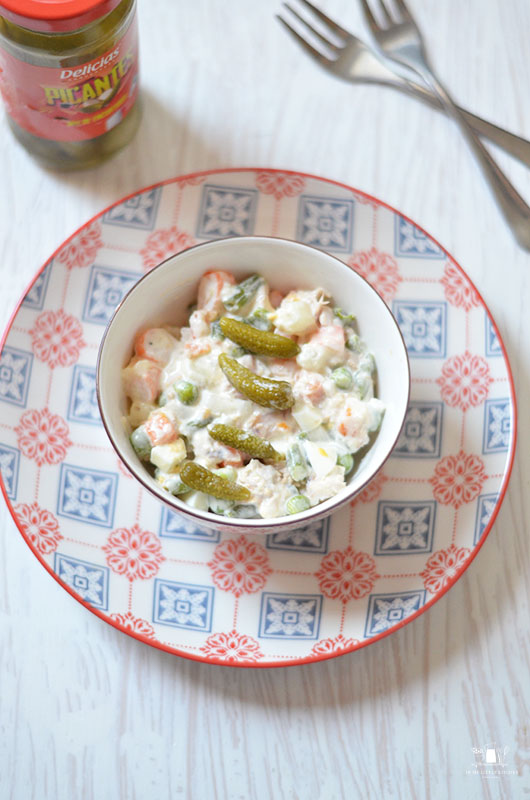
[{"xmin": 0, "ymin": 168, "xmax": 516, "ymax": 667}]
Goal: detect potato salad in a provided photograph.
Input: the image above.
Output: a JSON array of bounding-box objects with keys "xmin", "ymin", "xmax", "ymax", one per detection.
[{"xmin": 122, "ymin": 270, "xmax": 385, "ymax": 518}]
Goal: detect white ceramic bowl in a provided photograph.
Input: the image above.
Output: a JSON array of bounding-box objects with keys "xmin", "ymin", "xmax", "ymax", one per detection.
[{"xmin": 97, "ymin": 236, "xmax": 410, "ymax": 534}]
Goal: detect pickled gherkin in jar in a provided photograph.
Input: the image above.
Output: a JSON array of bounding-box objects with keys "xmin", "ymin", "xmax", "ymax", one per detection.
[{"xmin": 0, "ymin": 0, "xmax": 141, "ymax": 169}]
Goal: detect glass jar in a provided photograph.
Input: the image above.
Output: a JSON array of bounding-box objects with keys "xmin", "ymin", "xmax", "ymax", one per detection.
[{"xmin": 0, "ymin": 0, "xmax": 141, "ymax": 169}]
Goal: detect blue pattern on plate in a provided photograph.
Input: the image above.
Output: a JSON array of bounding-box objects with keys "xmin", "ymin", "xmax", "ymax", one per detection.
[
  {"xmin": 22, "ymin": 264, "xmax": 51, "ymax": 311},
  {"xmin": 364, "ymin": 590, "xmax": 426, "ymax": 637},
  {"xmin": 266, "ymin": 517, "xmax": 329, "ymax": 553},
  {"xmin": 483, "ymin": 398, "xmax": 511, "ymax": 453},
  {"xmin": 67, "ymin": 365, "xmax": 101, "ymax": 426},
  {"xmin": 153, "ymin": 579, "xmax": 214, "ymax": 631},
  {"xmin": 394, "ymin": 216, "xmax": 444, "ymax": 258},
  {"xmin": 296, "ymin": 194, "xmax": 354, "ymax": 252},
  {"xmin": 392, "ymin": 401, "xmax": 444, "ymax": 458},
  {"xmin": 57, "ymin": 464, "xmax": 118, "ymax": 528},
  {"xmin": 258, "ymin": 592, "xmax": 322, "ymax": 639},
  {"xmin": 54, "ymin": 553, "xmax": 109, "ymax": 610},
  {"xmin": 102, "ymin": 187, "xmax": 162, "ymax": 230},
  {"xmin": 485, "ymin": 313, "xmax": 502, "ymax": 357},
  {"xmin": 0, "ymin": 443, "xmax": 20, "ymax": 499},
  {"xmin": 374, "ymin": 501, "xmax": 436, "ymax": 555},
  {"xmin": 196, "ymin": 185, "xmax": 258, "ymax": 238},
  {"xmin": 392, "ymin": 301, "xmax": 447, "ymax": 358},
  {"xmin": 159, "ymin": 507, "xmax": 221, "ymax": 542},
  {"xmin": 474, "ymin": 492, "xmax": 499, "ymax": 544},
  {"xmin": 0, "ymin": 347, "xmax": 33, "ymax": 407},
  {"xmin": 82, "ymin": 266, "xmax": 141, "ymax": 325}
]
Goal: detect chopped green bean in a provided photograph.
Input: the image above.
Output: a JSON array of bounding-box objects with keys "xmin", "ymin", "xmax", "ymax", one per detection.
[
  {"xmin": 359, "ymin": 353, "xmax": 375, "ymax": 374},
  {"xmin": 223, "ymin": 274, "xmax": 264, "ymax": 312},
  {"xmin": 209, "ymin": 423, "xmax": 285, "ymax": 462},
  {"xmin": 352, "ymin": 370, "xmax": 372, "ymax": 400},
  {"xmin": 287, "ymin": 443, "xmax": 310, "ymax": 483},
  {"xmin": 186, "ymin": 415, "xmax": 214, "ymax": 430},
  {"xmin": 210, "ymin": 320, "xmax": 225, "ymax": 340},
  {"xmin": 180, "ymin": 461, "xmax": 251, "ymax": 501},
  {"xmin": 246, "ymin": 308, "xmax": 273, "ymax": 331},
  {"xmin": 334, "ymin": 307, "xmax": 356, "ymax": 324},
  {"xmin": 337, "ymin": 453, "xmax": 354, "ymax": 476},
  {"xmin": 331, "ymin": 367, "xmax": 353, "ymax": 390},
  {"xmin": 155, "ymin": 470, "xmax": 188, "ymax": 495},
  {"xmin": 219, "ymin": 354, "xmax": 294, "ymax": 410},
  {"xmin": 230, "ymin": 345, "xmax": 248, "ymax": 359},
  {"xmin": 286, "ymin": 494, "xmax": 311, "ymax": 515},
  {"xmin": 224, "ymin": 504, "xmax": 261, "ymax": 518},
  {"xmin": 176, "ymin": 380, "xmax": 199, "ymax": 405}
]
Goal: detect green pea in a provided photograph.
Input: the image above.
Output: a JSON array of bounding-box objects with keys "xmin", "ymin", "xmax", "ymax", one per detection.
[
  {"xmin": 155, "ymin": 470, "xmax": 188, "ymax": 495},
  {"xmin": 130, "ymin": 426, "xmax": 151, "ymax": 461},
  {"xmin": 286, "ymin": 494, "xmax": 311, "ymax": 515},
  {"xmin": 332, "ymin": 367, "xmax": 353, "ymax": 390},
  {"xmin": 346, "ymin": 331, "xmax": 363, "ymax": 353},
  {"xmin": 176, "ymin": 380, "xmax": 199, "ymax": 405},
  {"xmin": 337, "ymin": 453, "xmax": 354, "ymax": 476},
  {"xmin": 359, "ymin": 353, "xmax": 375, "ymax": 374}
]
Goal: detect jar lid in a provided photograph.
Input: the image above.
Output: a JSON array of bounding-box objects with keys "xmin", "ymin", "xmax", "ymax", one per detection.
[{"xmin": 0, "ymin": 0, "xmax": 123, "ymax": 33}]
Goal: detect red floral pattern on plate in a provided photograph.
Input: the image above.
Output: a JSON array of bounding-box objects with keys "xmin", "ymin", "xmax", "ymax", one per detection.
[
  {"xmin": 14, "ymin": 501, "xmax": 62, "ymax": 555},
  {"xmin": 208, "ymin": 535, "xmax": 272, "ymax": 598},
  {"xmin": 200, "ymin": 629, "xmax": 264, "ymax": 663},
  {"xmin": 310, "ymin": 634, "xmax": 360, "ymax": 656},
  {"xmin": 103, "ymin": 524, "xmax": 165, "ymax": 580},
  {"xmin": 430, "ymin": 451, "xmax": 487, "ymax": 509},
  {"xmin": 110, "ymin": 611, "xmax": 156, "ymax": 639},
  {"xmin": 30, "ymin": 309, "xmax": 85, "ymax": 369},
  {"xmin": 420, "ymin": 543, "xmax": 471, "ymax": 594},
  {"xmin": 351, "ymin": 190, "xmax": 380, "ymax": 209},
  {"xmin": 441, "ymin": 262, "xmax": 480, "ymax": 311},
  {"xmin": 56, "ymin": 221, "xmax": 102, "ymax": 270},
  {"xmin": 315, "ymin": 546, "xmax": 379, "ymax": 602},
  {"xmin": 255, "ymin": 171, "xmax": 306, "ymax": 200},
  {"xmin": 347, "ymin": 247, "xmax": 402, "ymax": 303},
  {"xmin": 353, "ymin": 470, "xmax": 388, "ymax": 504},
  {"xmin": 15, "ymin": 408, "xmax": 71, "ymax": 466},
  {"xmin": 140, "ymin": 225, "xmax": 196, "ymax": 271},
  {"xmin": 437, "ymin": 351, "xmax": 493, "ymax": 412}
]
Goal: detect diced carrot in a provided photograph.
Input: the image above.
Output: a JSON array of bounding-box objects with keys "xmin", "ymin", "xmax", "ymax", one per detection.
[
  {"xmin": 185, "ymin": 339, "xmax": 211, "ymax": 358},
  {"xmin": 144, "ymin": 411, "xmax": 178, "ymax": 446}
]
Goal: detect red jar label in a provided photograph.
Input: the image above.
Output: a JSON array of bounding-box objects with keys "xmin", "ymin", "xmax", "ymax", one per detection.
[{"xmin": 0, "ymin": 13, "xmax": 139, "ymax": 142}]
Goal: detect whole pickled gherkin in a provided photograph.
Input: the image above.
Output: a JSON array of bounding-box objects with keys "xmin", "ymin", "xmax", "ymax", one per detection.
[
  {"xmin": 219, "ymin": 316, "xmax": 300, "ymax": 359},
  {"xmin": 208, "ymin": 423, "xmax": 285, "ymax": 463},
  {"xmin": 180, "ymin": 462, "xmax": 251, "ymax": 501},
  {"xmin": 219, "ymin": 354, "xmax": 294, "ymax": 410}
]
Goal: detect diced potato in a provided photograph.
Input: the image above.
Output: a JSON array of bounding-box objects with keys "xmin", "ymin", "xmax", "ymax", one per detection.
[
  {"xmin": 128, "ymin": 401, "xmax": 156, "ymax": 428},
  {"xmin": 292, "ymin": 402, "xmax": 323, "ymax": 432},
  {"xmin": 150, "ymin": 438, "xmax": 187, "ymax": 472},
  {"xmin": 274, "ymin": 296, "xmax": 316, "ymax": 335}
]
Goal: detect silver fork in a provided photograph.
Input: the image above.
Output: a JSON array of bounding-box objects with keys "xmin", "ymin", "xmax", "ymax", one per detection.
[
  {"xmin": 358, "ymin": 0, "xmax": 530, "ymax": 250},
  {"xmin": 277, "ymin": 0, "xmax": 530, "ymax": 169}
]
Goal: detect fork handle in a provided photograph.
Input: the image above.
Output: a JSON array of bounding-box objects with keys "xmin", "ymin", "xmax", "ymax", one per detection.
[
  {"xmin": 414, "ymin": 63, "xmax": 530, "ymax": 251},
  {"xmin": 393, "ymin": 78, "xmax": 530, "ymax": 169}
]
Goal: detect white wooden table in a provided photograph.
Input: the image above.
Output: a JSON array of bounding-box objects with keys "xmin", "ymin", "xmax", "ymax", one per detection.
[{"xmin": 1, "ymin": 1, "xmax": 529, "ymax": 797}]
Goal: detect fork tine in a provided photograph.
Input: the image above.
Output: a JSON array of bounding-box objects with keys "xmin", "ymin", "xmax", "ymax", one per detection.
[
  {"xmin": 295, "ymin": 0, "xmax": 349, "ymax": 42},
  {"xmin": 392, "ymin": 0, "xmax": 413, "ymax": 22},
  {"xmin": 358, "ymin": 0, "xmax": 383, "ymax": 33},
  {"xmin": 276, "ymin": 15, "xmax": 334, "ymax": 66},
  {"xmin": 282, "ymin": 3, "xmax": 341, "ymax": 54}
]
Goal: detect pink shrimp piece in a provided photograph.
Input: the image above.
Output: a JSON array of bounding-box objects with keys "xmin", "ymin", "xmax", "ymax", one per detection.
[
  {"xmin": 134, "ymin": 328, "xmax": 175, "ymax": 364},
  {"xmin": 185, "ymin": 339, "xmax": 212, "ymax": 358},
  {"xmin": 189, "ymin": 309, "xmax": 210, "ymax": 338},
  {"xmin": 197, "ymin": 270, "xmax": 235, "ymax": 322},
  {"xmin": 144, "ymin": 411, "xmax": 178, "ymax": 446},
  {"xmin": 309, "ymin": 325, "xmax": 345, "ymax": 354},
  {"xmin": 122, "ymin": 359, "xmax": 161, "ymax": 403},
  {"xmin": 295, "ymin": 373, "xmax": 325, "ymax": 404},
  {"xmin": 218, "ymin": 446, "xmax": 244, "ymax": 469}
]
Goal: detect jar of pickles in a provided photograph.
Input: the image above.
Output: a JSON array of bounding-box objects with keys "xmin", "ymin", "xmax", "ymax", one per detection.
[{"xmin": 0, "ymin": 0, "xmax": 141, "ymax": 169}]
